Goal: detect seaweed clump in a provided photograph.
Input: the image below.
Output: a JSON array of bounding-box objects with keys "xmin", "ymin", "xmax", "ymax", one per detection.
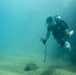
[
  {"xmin": 24, "ymin": 62, "xmax": 39, "ymax": 71},
  {"xmin": 41, "ymin": 69, "xmax": 54, "ymax": 75}
]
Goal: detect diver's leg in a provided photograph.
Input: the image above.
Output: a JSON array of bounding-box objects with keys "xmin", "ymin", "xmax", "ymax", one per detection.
[
  {"xmin": 57, "ymin": 39, "xmax": 71, "ymax": 51},
  {"xmin": 57, "ymin": 38, "xmax": 65, "ymax": 47},
  {"xmin": 65, "ymin": 29, "xmax": 74, "ymax": 38},
  {"xmin": 69, "ymin": 30, "xmax": 74, "ymax": 37},
  {"xmin": 64, "ymin": 41, "xmax": 71, "ymax": 51}
]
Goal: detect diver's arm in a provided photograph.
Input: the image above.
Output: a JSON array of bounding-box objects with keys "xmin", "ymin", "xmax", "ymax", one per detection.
[
  {"xmin": 42, "ymin": 27, "xmax": 51, "ymax": 44},
  {"xmin": 45, "ymin": 30, "xmax": 51, "ymax": 41},
  {"xmin": 45, "ymin": 25, "xmax": 51, "ymax": 41}
]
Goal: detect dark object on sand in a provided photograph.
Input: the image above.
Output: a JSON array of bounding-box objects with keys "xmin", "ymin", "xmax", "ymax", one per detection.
[{"xmin": 24, "ymin": 63, "xmax": 39, "ymax": 71}]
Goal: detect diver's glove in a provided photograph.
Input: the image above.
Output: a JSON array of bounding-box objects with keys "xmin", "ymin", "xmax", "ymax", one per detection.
[
  {"xmin": 42, "ymin": 39, "xmax": 47, "ymax": 44},
  {"xmin": 39, "ymin": 36, "xmax": 47, "ymax": 44}
]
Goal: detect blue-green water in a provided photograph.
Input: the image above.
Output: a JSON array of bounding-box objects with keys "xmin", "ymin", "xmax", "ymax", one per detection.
[{"xmin": 0, "ymin": 0, "xmax": 76, "ymax": 75}]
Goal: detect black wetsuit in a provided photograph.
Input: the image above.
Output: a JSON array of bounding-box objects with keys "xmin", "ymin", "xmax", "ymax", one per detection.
[{"xmin": 47, "ymin": 18, "xmax": 69, "ymax": 47}]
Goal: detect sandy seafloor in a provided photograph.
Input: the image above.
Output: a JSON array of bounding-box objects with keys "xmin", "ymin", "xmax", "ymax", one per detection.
[{"xmin": 0, "ymin": 53, "xmax": 76, "ymax": 75}]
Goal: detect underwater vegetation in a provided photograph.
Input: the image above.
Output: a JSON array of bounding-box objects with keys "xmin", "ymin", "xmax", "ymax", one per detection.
[
  {"xmin": 41, "ymin": 67, "xmax": 54, "ymax": 75},
  {"xmin": 40, "ymin": 65, "xmax": 76, "ymax": 75}
]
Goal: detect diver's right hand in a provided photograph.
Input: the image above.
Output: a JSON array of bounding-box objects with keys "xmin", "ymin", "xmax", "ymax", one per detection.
[
  {"xmin": 42, "ymin": 39, "xmax": 47, "ymax": 44},
  {"xmin": 39, "ymin": 36, "xmax": 47, "ymax": 44}
]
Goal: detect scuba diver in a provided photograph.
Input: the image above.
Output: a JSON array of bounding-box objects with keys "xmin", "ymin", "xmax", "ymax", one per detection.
[{"xmin": 42, "ymin": 15, "xmax": 74, "ymax": 51}]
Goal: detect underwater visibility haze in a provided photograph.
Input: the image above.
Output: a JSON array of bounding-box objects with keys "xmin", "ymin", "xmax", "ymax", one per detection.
[{"xmin": 0, "ymin": 0, "xmax": 76, "ymax": 75}]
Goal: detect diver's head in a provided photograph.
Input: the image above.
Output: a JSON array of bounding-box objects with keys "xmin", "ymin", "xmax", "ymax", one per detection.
[
  {"xmin": 46, "ymin": 16, "xmax": 56, "ymax": 27},
  {"xmin": 46, "ymin": 16, "xmax": 53, "ymax": 25}
]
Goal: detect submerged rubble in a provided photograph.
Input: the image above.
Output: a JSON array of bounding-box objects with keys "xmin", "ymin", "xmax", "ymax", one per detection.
[{"xmin": 24, "ymin": 62, "xmax": 39, "ymax": 71}]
